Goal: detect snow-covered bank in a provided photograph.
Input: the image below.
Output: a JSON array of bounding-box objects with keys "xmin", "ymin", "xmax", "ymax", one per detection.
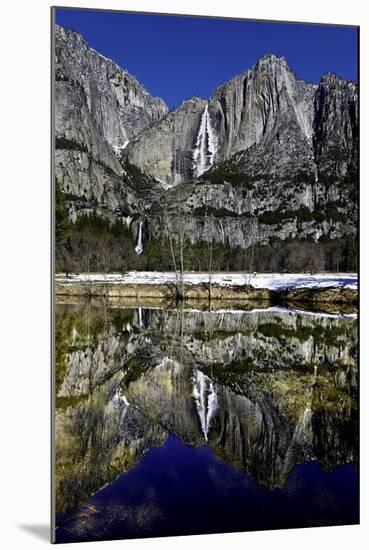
[
  {"xmin": 55, "ymin": 271, "xmax": 357, "ymax": 291},
  {"xmin": 259, "ymin": 305, "xmax": 357, "ymax": 320}
]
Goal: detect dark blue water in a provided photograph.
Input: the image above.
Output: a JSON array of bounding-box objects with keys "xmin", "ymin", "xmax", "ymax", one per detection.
[{"xmin": 56, "ymin": 434, "xmax": 358, "ymax": 543}]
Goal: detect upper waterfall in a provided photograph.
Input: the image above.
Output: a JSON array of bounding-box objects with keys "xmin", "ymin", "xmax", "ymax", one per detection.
[{"xmin": 193, "ymin": 105, "xmax": 218, "ymax": 178}]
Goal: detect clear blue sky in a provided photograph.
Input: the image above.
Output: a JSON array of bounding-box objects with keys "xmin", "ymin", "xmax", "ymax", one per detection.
[{"xmin": 55, "ymin": 8, "xmax": 358, "ymax": 109}]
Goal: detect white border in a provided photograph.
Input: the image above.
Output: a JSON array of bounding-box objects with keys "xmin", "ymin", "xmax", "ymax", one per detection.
[{"xmin": 1, "ymin": 1, "xmax": 367, "ymax": 548}]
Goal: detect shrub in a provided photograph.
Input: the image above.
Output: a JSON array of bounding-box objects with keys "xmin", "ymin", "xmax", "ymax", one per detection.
[{"xmin": 55, "ymin": 136, "xmax": 88, "ymax": 152}]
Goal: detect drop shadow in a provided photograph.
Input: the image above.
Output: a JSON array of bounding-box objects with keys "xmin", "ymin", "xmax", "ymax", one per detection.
[{"xmin": 18, "ymin": 524, "xmax": 50, "ymax": 543}]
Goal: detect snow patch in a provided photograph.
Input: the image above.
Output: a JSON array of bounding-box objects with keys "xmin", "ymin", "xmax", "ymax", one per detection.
[
  {"xmin": 91, "ymin": 47, "xmax": 110, "ymax": 63},
  {"xmin": 56, "ymin": 271, "xmax": 357, "ymax": 291},
  {"xmin": 155, "ymin": 177, "xmax": 175, "ymax": 190},
  {"xmin": 112, "ymin": 140, "xmax": 130, "ymax": 157},
  {"xmin": 155, "ymin": 356, "xmax": 180, "ymax": 370}
]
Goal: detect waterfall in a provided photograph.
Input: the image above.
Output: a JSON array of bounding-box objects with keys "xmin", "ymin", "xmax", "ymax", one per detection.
[
  {"xmin": 192, "ymin": 370, "xmax": 218, "ymax": 441},
  {"xmin": 193, "ymin": 105, "xmax": 217, "ymax": 178},
  {"xmin": 135, "ymin": 221, "xmax": 144, "ymax": 255},
  {"xmin": 112, "ymin": 389, "xmax": 130, "ymax": 431},
  {"xmin": 292, "ymin": 405, "xmax": 312, "ymax": 446}
]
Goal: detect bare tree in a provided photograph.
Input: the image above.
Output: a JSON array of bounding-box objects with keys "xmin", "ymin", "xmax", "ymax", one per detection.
[
  {"xmin": 99, "ymin": 237, "xmax": 113, "ymax": 297},
  {"xmin": 57, "ymin": 243, "xmax": 75, "ymax": 277},
  {"xmin": 244, "ymin": 220, "xmax": 258, "ymax": 287},
  {"xmin": 162, "ymin": 198, "xmax": 187, "ymax": 301},
  {"xmin": 74, "ymin": 234, "xmax": 97, "ymax": 297},
  {"xmin": 284, "ymin": 242, "xmax": 324, "ymax": 273},
  {"xmin": 200, "ymin": 191, "xmax": 214, "ymax": 306}
]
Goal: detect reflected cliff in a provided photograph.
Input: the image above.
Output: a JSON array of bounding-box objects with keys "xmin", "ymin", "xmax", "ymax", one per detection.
[{"xmin": 54, "ymin": 302, "xmax": 358, "ymax": 541}]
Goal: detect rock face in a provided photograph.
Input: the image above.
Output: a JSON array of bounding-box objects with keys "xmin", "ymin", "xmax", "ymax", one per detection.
[
  {"xmin": 54, "ymin": 26, "xmax": 358, "ymax": 251},
  {"xmin": 55, "ymin": 25, "xmax": 168, "ymax": 149},
  {"xmin": 313, "ymin": 73, "xmax": 358, "ymax": 178},
  {"xmin": 127, "ymin": 97, "xmax": 208, "ymax": 186},
  {"xmin": 147, "ymin": 179, "xmax": 356, "ymax": 249},
  {"xmin": 54, "ymin": 25, "xmax": 168, "ymax": 221},
  {"xmin": 126, "ymin": 55, "xmax": 318, "ymax": 185},
  {"xmin": 209, "ymin": 55, "xmax": 316, "ymax": 160}
]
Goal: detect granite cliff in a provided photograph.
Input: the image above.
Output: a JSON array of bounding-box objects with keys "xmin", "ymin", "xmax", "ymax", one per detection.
[
  {"xmin": 127, "ymin": 54, "xmax": 317, "ymax": 185},
  {"xmin": 54, "ymin": 25, "xmax": 358, "ymax": 269},
  {"xmin": 55, "ymin": 25, "xmax": 167, "ymax": 222}
]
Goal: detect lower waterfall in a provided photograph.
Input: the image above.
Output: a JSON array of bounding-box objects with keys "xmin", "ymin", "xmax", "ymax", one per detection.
[{"xmin": 135, "ymin": 221, "xmax": 144, "ymax": 255}]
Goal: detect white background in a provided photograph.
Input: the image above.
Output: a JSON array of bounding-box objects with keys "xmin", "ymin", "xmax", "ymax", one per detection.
[{"xmin": 1, "ymin": 0, "xmax": 368, "ymax": 548}]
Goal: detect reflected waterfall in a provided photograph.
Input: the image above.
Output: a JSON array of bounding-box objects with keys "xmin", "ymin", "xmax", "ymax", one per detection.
[{"xmin": 192, "ymin": 369, "xmax": 218, "ymax": 441}]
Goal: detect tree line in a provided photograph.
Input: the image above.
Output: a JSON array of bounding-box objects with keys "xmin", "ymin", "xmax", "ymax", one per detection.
[{"xmin": 55, "ymin": 180, "xmax": 357, "ymax": 276}]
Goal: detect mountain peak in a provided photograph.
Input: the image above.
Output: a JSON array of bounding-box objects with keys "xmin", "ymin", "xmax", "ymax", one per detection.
[
  {"xmin": 255, "ymin": 53, "xmax": 288, "ymax": 68},
  {"xmin": 320, "ymin": 72, "xmax": 357, "ymax": 88},
  {"xmin": 259, "ymin": 53, "xmax": 286, "ymax": 62}
]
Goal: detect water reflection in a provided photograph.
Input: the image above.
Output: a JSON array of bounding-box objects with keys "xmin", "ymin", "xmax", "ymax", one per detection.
[{"xmin": 55, "ymin": 302, "xmax": 358, "ymax": 542}]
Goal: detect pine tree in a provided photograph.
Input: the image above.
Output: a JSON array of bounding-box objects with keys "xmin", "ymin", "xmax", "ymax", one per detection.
[
  {"xmin": 343, "ymin": 235, "xmax": 357, "ymax": 271},
  {"xmin": 55, "ymin": 178, "xmax": 68, "ymax": 245}
]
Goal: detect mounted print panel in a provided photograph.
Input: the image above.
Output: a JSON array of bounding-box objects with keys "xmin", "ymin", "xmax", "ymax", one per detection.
[{"xmin": 52, "ymin": 6, "xmax": 359, "ymax": 544}]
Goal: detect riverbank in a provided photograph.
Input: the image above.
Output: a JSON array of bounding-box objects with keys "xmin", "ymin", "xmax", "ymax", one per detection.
[{"xmin": 55, "ymin": 272, "xmax": 358, "ymax": 307}]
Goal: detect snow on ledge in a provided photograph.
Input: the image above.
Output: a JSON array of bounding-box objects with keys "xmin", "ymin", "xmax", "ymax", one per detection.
[{"xmin": 55, "ymin": 271, "xmax": 358, "ymax": 291}]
